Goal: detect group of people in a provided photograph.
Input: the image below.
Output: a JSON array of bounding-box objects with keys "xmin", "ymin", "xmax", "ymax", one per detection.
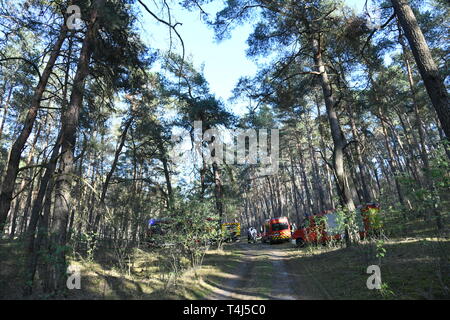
[{"xmin": 247, "ymin": 226, "xmax": 258, "ymax": 243}]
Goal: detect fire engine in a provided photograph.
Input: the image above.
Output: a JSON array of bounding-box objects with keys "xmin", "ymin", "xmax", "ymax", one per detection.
[
  {"xmin": 291, "ymin": 210, "xmax": 342, "ymax": 247},
  {"xmin": 261, "ymin": 217, "xmax": 291, "ymax": 244},
  {"xmin": 292, "ymin": 203, "xmax": 382, "ymax": 247},
  {"xmin": 221, "ymin": 222, "xmax": 241, "ymax": 242}
]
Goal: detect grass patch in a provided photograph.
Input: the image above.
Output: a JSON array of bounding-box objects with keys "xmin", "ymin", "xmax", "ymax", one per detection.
[
  {"xmin": 0, "ymin": 240, "xmax": 243, "ymax": 300},
  {"xmin": 286, "ymin": 237, "xmax": 450, "ymax": 300}
]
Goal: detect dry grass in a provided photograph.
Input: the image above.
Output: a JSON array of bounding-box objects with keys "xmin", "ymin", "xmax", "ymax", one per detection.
[
  {"xmin": 284, "ymin": 237, "xmax": 450, "ymax": 300},
  {"xmin": 0, "ymin": 241, "xmax": 242, "ymax": 300}
]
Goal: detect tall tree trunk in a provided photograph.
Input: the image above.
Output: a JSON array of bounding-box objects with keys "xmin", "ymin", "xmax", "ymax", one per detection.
[
  {"xmin": 47, "ymin": 3, "xmax": 101, "ymax": 292},
  {"xmin": 306, "ymin": 121, "xmax": 326, "ymax": 211},
  {"xmin": 38, "ymin": 161, "xmax": 58, "ymax": 293},
  {"xmin": 348, "ymin": 105, "xmax": 372, "ymax": 203},
  {"xmin": 158, "ymin": 140, "xmax": 173, "ymax": 208},
  {"xmin": 19, "ymin": 175, "xmax": 36, "ymax": 236},
  {"xmin": 22, "ymin": 133, "xmax": 61, "ymax": 296},
  {"xmin": 378, "ymin": 108, "xmax": 407, "ymax": 207},
  {"xmin": 266, "ymin": 177, "xmax": 277, "ymax": 217},
  {"xmin": 313, "ymin": 35, "xmax": 356, "ymax": 246},
  {"xmin": 315, "ymin": 100, "xmax": 335, "ymax": 209},
  {"xmin": 213, "ymin": 162, "xmax": 224, "ymax": 224},
  {"xmin": 296, "ymin": 145, "xmax": 313, "ymax": 216},
  {"xmin": 312, "ymin": 37, "xmax": 355, "ymax": 210},
  {"xmin": 288, "ymin": 150, "xmax": 301, "ymax": 223},
  {"xmin": 399, "ymin": 34, "xmax": 430, "ymax": 170},
  {"xmin": 391, "ymin": 0, "xmax": 450, "ymax": 139},
  {"xmin": 395, "ymin": 110, "xmax": 422, "ymax": 183},
  {"xmin": 0, "ymin": 25, "xmax": 67, "ymax": 233},
  {"xmin": 9, "ymin": 123, "xmax": 41, "ymax": 238},
  {"xmin": 92, "ymin": 115, "xmax": 133, "ymax": 236},
  {"xmin": 275, "ymin": 175, "xmax": 283, "ymax": 216}
]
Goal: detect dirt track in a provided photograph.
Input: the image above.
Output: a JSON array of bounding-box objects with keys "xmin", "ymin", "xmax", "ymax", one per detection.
[{"xmin": 207, "ymin": 242, "xmax": 321, "ymax": 300}]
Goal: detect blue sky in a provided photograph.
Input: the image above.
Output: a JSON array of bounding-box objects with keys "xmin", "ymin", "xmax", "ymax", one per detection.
[{"xmin": 140, "ymin": 0, "xmax": 366, "ymax": 115}]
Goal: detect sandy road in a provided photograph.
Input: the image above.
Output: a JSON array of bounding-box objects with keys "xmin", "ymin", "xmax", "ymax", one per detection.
[{"xmin": 207, "ymin": 242, "xmax": 319, "ymax": 300}]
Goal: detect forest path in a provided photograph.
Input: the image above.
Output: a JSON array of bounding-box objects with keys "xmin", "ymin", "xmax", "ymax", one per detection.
[{"xmin": 206, "ymin": 242, "xmax": 319, "ymax": 300}]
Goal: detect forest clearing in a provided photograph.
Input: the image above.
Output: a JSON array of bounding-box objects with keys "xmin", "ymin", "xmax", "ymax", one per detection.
[{"xmin": 0, "ymin": 0, "xmax": 449, "ymax": 302}]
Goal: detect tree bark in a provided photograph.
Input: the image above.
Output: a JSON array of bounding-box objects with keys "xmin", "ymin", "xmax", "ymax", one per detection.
[
  {"xmin": 213, "ymin": 162, "xmax": 224, "ymax": 224},
  {"xmin": 391, "ymin": 0, "xmax": 450, "ymax": 139},
  {"xmin": 312, "ymin": 37, "xmax": 355, "ymax": 212},
  {"xmin": 47, "ymin": 2, "xmax": 101, "ymax": 292},
  {"xmin": 312, "ymin": 35, "xmax": 356, "ymax": 246},
  {"xmin": 22, "ymin": 133, "xmax": 61, "ymax": 296},
  {"xmin": 0, "ymin": 25, "xmax": 67, "ymax": 234}
]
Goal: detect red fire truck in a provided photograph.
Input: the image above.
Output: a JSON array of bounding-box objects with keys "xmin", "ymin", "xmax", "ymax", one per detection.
[
  {"xmin": 291, "ymin": 210, "xmax": 342, "ymax": 247},
  {"xmin": 261, "ymin": 217, "xmax": 292, "ymax": 244},
  {"xmin": 292, "ymin": 203, "xmax": 382, "ymax": 247}
]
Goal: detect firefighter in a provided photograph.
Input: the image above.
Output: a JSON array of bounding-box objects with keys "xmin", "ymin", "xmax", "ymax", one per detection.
[
  {"xmin": 291, "ymin": 223, "xmax": 297, "ymax": 235},
  {"xmin": 247, "ymin": 227, "xmax": 253, "ymax": 243},
  {"xmin": 250, "ymin": 227, "xmax": 257, "ymax": 243},
  {"xmin": 247, "ymin": 227, "xmax": 257, "ymax": 243}
]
